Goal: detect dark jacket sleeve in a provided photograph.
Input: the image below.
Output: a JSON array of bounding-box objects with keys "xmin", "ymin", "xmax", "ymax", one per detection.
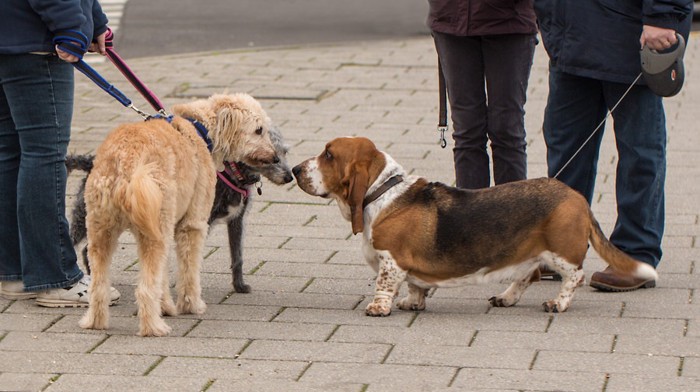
[
  {"xmin": 27, "ymin": 0, "xmax": 87, "ymax": 33},
  {"xmin": 642, "ymin": 0, "xmax": 693, "ymax": 36},
  {"xmin": 92, "ymin": 0, "xmax": 109, "ymax": 37}
]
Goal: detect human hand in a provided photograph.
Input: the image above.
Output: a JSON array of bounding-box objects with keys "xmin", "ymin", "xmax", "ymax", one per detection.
[
  {"xmin": 89, "ymin": 30, "xmax": 108, "ymax": 55},
  {"xmin": 55, "ymin": 45, "xmax": 80, "ymax": 63},
  {"xmin": 640, "ymin": 25, "xmax": 678, "ymax": 51}
]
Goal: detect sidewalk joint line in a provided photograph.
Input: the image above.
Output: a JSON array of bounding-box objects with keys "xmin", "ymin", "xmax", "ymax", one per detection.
[
  {"xmin": 142, "ymin": 356, "xmax": 166, "ymax": 376},
  {"xmin": 467, "ymin": 330, "xmax": 479, "ymax": 347},
  {"xmin": 610, "ymin": 335, "xmax": 618, "ymax": 353},
  {"xmin": 406, "ymin": 312, "xmax": 420, "ymax": 328},
  {"xmin": 678, "ymin": 356, "xmax": 686, "ymax": 376},
  {"xmin": 182, "ymin": 319, "xmax": 202, "ymax": 337},
  {"xmin": 86, "ymin": 334, "xmax": 111, "ymax": 353},
  {"xmin": 380, "ymin": 344, "xmax": 395, "ymax": 364},
  {"xmin": 602, "ymin": 373, "xmax": 610, "ymax": 391},
  {"xmin": 41, "ymin": 315, "xmax": 65, "ymax": 333},
  {"xmin": 325, "ymin": 324, "xmax": 341, "ymax": 342},
  {"xmin": 295, "ymin": 361, "xmax": 314, "ymax": 382},
  {"xmin": 200, "ymin": 379, "xmax": 216, "ymax": 391},
  {"xmin": 528, "ymin": 349, "xmax": 540, "ymax": 370},
  {"xmin": 447, "ymin": 367, "xmax": 461, "ymax": 388}
]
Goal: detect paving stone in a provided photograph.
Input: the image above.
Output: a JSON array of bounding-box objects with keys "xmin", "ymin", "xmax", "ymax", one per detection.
[
  {"xmin": 0, "ymin": 372, "xmax": 56, "ymax": 392},
  {"xmin": 222, "ymin": 291, "xmax": 363, "ymax": 310},
  {"xmin": 187, "ymin": 319, "xmax": 335, "ymax": 341},
  {"xmin": 450, "ymin": 368, "xmax": 606, "ymax": 392},
  {"xmin": 0, "ymin": 331, "xmax": 105, "ymax": 353},
  {"xmin": 533, "ymin": 351, "xmax": 680, "ymax": 377},
  {"xmin": 387, "ymin": 344, "xmax": 535, "ymax": 369},
  {"xmin": 605, "ymin": 374, "xmax": 700, "ymax": 392},
  {"xmin": 241, "ymin": 340, "xmax": 390, "ymax": 363},
  {"xmin": 45, "ymin": 374, "xmax": 207, "ymax": 392},
  {"xmin": 301, "ymin": 362, "xmax": 456, "ymax": 389},
  {"xmin": 93, "ymin": 335, "xmax": 248, "ymax": 358},
  {"xmin": 148, "ymin": 356, "xmax": 307, "ymax": 380},
  {"xmin": 0, "ymin": 351, "xmax": 158, "ymax": 375}
]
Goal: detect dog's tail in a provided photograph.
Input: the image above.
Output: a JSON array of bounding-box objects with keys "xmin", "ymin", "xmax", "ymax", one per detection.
[
  {"xmin": 65, "ymin": 154, "xmax": 95, "ymax": 175},
  {"xmin": 116, "ymin": 161, "xmax": 163, "ymax": 240},
  {"xmin": 588, "ymin": 210, "xmax": 658, "ymax": 283}
]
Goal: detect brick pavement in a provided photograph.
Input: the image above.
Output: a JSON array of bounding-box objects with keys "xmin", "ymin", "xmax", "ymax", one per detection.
[{"xmin": 1, "ymin": 35, "xmax": 699, "ymax": 391}]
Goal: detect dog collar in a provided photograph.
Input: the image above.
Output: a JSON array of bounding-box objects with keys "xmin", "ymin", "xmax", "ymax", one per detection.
[
  {"xmin": 187, "ymin": 118, "xmax": 213, "ymax": 152},
  {"xmin": 363, "ymin": 175, "xmax": 404, "ymax": 209}
]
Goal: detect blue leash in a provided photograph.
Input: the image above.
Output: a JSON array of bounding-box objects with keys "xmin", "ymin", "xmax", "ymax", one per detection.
[{"xmin": 54, "ymin": 30, "xmax": 153, "ymax": 119}]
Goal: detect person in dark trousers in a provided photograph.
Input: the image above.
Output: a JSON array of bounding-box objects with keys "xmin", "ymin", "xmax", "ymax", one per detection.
[
  {"xmin": 427, "ymin": 0, "xmax": 538, "ymax": 189},
  {"xmin": 534, "ymin": 0, "xmax": 693, "ymax": 291},
  {"xmin": 0, "ymin": 0, "xmax": 120, "ymax": 306}
]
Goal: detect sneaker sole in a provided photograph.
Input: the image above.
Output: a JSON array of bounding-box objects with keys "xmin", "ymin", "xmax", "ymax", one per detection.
[
  {"xmin": 0, "ymin": 291, "xmax": 38, "ymax": 300},
  {"xmin": 590, "ymin": 279, "xmax": 656, "ymax": 292},
  {"xmin": 35, "ymin": 298, "xmax": 119, "ymax": 308}
]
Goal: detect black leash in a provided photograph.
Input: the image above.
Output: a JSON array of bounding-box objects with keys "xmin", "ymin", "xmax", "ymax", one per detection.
[{"xmin": 437, "ymin": 58, "xmax": 448, "ymax": 149}]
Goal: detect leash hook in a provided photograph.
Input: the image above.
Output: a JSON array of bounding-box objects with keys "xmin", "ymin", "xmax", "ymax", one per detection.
[
  {"xmin": 128, "ymin": 104, "xmax": 152, "ymax": 120},
  {"xmin": 438, "ymin": 125, "xmax": 448, "ymax": 149}
]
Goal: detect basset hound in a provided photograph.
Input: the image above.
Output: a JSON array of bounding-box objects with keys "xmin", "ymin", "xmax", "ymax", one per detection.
[{"xmin": 292, "ymin": 137, "xmax": 658, "ymax": 316}]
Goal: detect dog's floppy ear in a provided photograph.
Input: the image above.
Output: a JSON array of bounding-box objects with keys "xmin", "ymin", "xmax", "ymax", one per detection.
[
  {"xmin": 210, "ymin": 105, "xmax": 244, "ymax": 171},
  {"xmin": 343, "ymin": 162, "xmax": 370, "ymax": 235}
]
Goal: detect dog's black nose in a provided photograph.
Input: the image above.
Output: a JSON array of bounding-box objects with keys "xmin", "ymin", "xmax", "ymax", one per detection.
[
  {"xmin": 283, "ymin": 173, "xmax": 293, "ymax": 183},
  {"xmin": 292, "ymin": 165, "xmax": 302, "ymax": 177}
]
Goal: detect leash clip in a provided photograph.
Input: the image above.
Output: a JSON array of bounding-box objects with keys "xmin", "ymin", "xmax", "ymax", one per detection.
[
  {"xmin": 437, "ymin": 125, "xmax": 448, "ymax": 149},
  {"xmin": 128, "ymin": 104, "xmax": 151, "ymax": 120}
]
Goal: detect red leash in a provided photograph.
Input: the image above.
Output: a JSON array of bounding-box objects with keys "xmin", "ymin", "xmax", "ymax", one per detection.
[{"xmin": 103, "ymin": 29, "xmax": 170, "ymax": 117}]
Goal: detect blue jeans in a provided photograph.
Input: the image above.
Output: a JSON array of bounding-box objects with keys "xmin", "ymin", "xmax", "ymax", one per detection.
[
  {"xmin": 433, "ymin": 32, "xmax": 537, "ymax": 189},
  {"xmin": 0, "ymin": 53, "xmax": 83, "ymax": 291},
  {"xmin": 544, "ymin": 65, "xmax": 666, "ymax": 267}
]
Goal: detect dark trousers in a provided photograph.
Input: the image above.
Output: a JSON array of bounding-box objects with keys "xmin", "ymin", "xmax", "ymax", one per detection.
[
  {"xmin": 544, "ymin": 65, "xmax": 666, "ymax": 267},
  {"xmin": 433, "ymin": 32, "xmax": 536, "ymax": 189}
]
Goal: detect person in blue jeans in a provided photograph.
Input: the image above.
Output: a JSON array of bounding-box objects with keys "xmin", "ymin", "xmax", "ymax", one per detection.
[
  {"xmin": 0, "ymin": 0, "xmax": 119, "ymax": 306},
  {"xmin": 534, "ymin": 0, "xmax": 693, "ymax": 291}
]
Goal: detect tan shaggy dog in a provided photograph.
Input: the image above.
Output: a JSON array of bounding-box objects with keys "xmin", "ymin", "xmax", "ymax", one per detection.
[{"xmin": 79, "ymin": 93, "xmax": 279, "ymax": 336}]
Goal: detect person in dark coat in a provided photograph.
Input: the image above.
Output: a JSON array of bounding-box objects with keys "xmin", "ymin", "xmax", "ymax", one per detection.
[
  {"xmin": 533, "ymin": 0, "xmax": 693, "ymax": 291},
  {"xmin": 0, "ymin": 0, "xmax": 120, "ymax": 307},
  {"xmin": 427, "ymin": 0, "xmax": 539, "ymax": 189}
]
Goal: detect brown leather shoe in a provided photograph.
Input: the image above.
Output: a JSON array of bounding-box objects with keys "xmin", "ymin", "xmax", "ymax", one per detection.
[{"xmin": 590, "ymin": 266, "xmax": 656, "ymax": 292}]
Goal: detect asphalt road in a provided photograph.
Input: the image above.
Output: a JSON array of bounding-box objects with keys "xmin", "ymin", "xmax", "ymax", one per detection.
[{"xmin": 115, "ymin": 0, "xmax": 431, "ymax": 59}]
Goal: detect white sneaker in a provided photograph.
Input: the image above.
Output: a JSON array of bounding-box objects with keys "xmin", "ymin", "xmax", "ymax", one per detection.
[
  {"xmin": 35, "ymin": 276, "xmax": 120, "ymax": 308},
  {"xmin": 0, "ymin": 280, "xmax": 38, "ymax": 300}
]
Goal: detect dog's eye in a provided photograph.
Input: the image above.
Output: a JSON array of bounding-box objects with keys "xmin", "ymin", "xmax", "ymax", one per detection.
[
  {"xmin": 255, "ymin": 127, "xmax": 263, "ymax": 135},
  {"xmin": 324, "ymin": 150, "xmax": 332, "ymax": 160}
]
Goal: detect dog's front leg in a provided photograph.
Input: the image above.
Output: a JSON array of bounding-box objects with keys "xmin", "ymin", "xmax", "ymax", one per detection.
[
  {"xmin": 366, "ymin": 250, "xmax": 406, "ymax": 317},
  {"xmin": 227, "ymin": 215, "xmax": 251, "ymax": 293}
]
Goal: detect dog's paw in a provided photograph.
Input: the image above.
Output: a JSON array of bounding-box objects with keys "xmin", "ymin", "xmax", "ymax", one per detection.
[
  {"xmin": 234, "ymin": 282, "xmax": 251, "ymax": 294},
  {"xmin": 177, "ymin": 297, "xmax": 207, "ymax": 315},
  {"xmin": 79, "ymin": 311, "xmax": 108, "ymax": 330},
  {"xmin": 365, "ymin": 302, "xmax": 392, "ymax": 317},
  {"xmin": 488, "ymin": 295, "xmax": 515, "ymax": 307},
  {"xmin": 396, "ymin": 297, "xmax": 425, "ymax": 311},
  {"xmin": 138, "ymin": 319, "xmax": 172, "ymax": 337},
  {"xmin": 542, "ymin": 300, "xmax": 568, "ymax": 313}
]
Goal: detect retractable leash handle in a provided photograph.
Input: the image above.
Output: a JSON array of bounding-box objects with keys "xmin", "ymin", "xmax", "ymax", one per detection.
[{"xmin": 640, "ymin": 33, "xmax": 686, "ymax": 97}]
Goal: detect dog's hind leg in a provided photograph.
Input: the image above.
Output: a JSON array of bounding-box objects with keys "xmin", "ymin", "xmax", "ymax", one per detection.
[
  {"xmin": 134, "ymin": 233, "xmax": 172, "ymax": 336},
  {"xmin": 70, "ymin": 177, "xmax": 91, "ymax": 274},
  {"xmin": 541, "ymin": 252, "xmax": 585, "ymax": 313},
  {"xmin": 79, "ymin": 222, "xmax": 119, "ymax": 331},
  {"xmin": 489, "ymin": 262, "xmax": 540, "ymax": 308},
  {"xmin": 396, "ymin": 283, "xmax": 428, "ymax": 311},
  {"xmin": 159, "ymin": 264, "xmax": 177, "ymax": 317},
  {"xmin": 227, "ymin": 215, "xmax": 251, "ymax": 293},
  {"xmin": 174, "ymin": 222, "xmax": 208, "ymax": 315}
]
